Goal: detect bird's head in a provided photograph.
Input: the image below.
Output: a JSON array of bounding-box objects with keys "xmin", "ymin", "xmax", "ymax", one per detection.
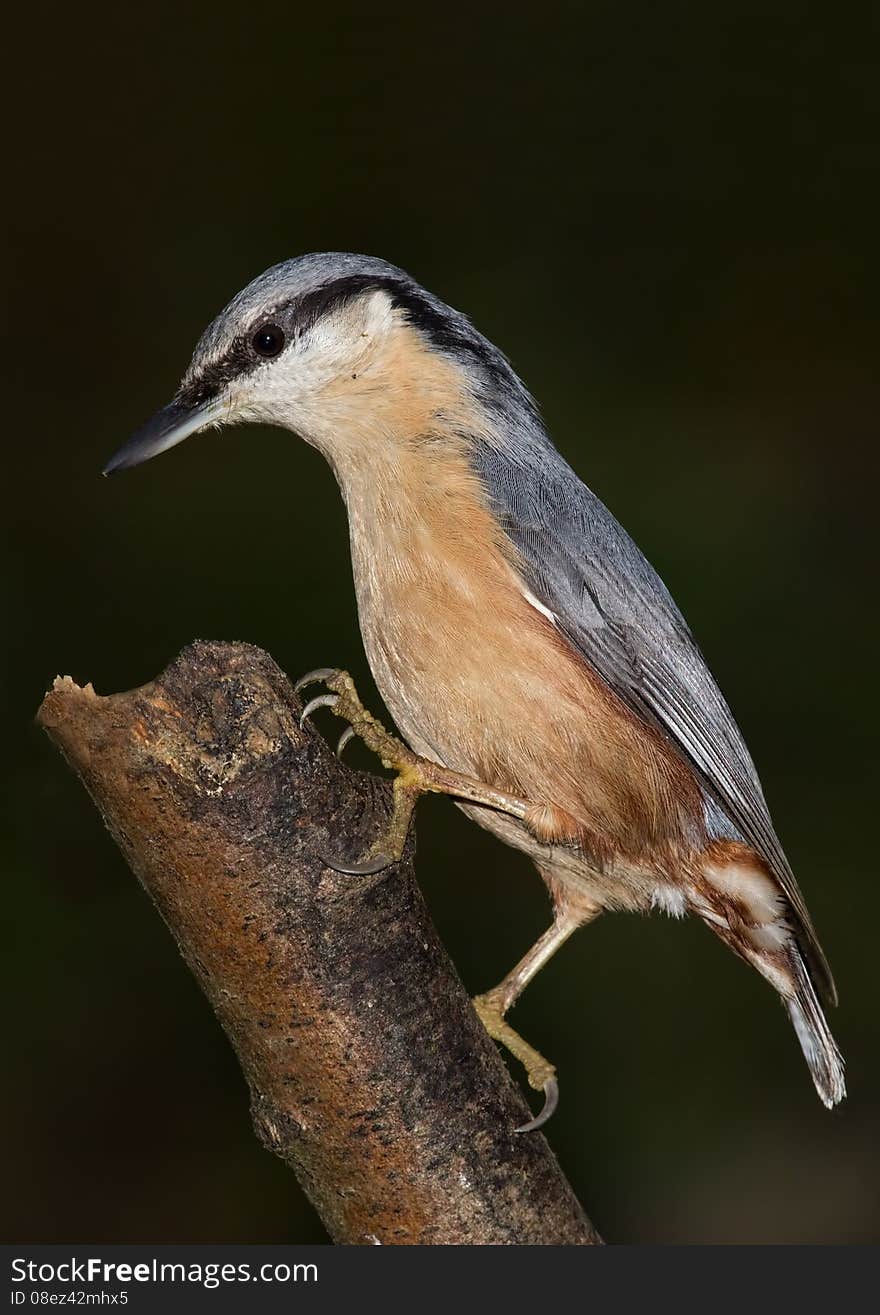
[{"xmin": 103, "ymin": 253, "xmax": 537, "ymax": 483}]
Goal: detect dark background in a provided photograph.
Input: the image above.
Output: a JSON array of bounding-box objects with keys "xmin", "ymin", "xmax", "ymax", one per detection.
[{"xmin": 3, "ymin": 3, "xmax": 878, "ymax": 1244}]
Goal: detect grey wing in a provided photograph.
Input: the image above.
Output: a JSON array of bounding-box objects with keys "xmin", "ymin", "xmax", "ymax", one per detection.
[{"xmin": 474, "ymin": 442, "xmax": 835, "ymax": 1004}]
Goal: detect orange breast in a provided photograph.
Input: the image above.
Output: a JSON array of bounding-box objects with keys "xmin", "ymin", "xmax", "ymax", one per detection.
[{"xmin": 345, "ymin": 441, "xmax": 705, "ymax": 866}]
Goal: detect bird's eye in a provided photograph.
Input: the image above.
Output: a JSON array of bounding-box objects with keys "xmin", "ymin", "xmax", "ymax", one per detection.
[{"xmin": 251, "ymin": 324, "xmax": 285, "ymax": 358}]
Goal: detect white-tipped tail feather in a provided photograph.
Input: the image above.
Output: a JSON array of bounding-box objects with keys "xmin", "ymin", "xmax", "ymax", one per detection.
[
  {"xmin": 787, "ymin": 952, "xmax": 846, "ymax": 1108},
  {"xmin": 698, "ymin": 853, "xmax": 844, "ymax": 1108}
]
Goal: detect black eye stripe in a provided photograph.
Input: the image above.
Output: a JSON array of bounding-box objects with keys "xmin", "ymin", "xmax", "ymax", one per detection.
[
  {"xmin": 180, "ymin": 274, "xmax": 511, "ymax": 412},
  {"xmin": 177, "ymin": 338, "xmax": 253, "ymax": 407},
  {"xmin": 251, "ymin": 323, "xmax": 285, "ymax": 357}
]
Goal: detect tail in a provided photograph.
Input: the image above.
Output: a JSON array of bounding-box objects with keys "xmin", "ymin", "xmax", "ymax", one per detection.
[
  {"xmin": 696, "ymin": 846, "xmax": 845, "ymax": 1108},
  {"xmin": 786, "ymin": 950, "xmax": 846, "ymax": 1109}
]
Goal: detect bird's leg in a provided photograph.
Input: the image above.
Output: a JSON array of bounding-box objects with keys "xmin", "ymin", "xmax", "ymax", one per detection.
[
  {"xmin": 296, "ymin": 668, "xmax": 535, "ymax": 875},
  {"xmin": 297, "ymin": 666, "xmax": 589, "ymax": 1132},
  {"xmin": 473, "ymin": 914, "xmax": 581, "ymax": 1132}
]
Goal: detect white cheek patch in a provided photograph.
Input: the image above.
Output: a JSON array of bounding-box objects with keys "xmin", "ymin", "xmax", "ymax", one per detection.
[
  {"xmin": 233, "ymin": 290, "xmax": 397, "ymax": 430},
  {"xmin": 295, "ymin": 289, "xmax": 395, "ymax": 377}
]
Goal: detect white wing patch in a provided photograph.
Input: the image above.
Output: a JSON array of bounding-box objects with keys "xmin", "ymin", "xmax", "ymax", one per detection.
[{"xmin": 522, "ymin": 586, "xmax": 558, "ymax": 627}]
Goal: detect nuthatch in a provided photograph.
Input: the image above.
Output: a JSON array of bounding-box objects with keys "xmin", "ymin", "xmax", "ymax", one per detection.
[{"xmin": 104, "ymin": 253, "xmax": 844, "ymax": 1129}]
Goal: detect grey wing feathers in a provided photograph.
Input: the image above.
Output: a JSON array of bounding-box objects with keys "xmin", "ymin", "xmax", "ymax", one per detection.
[{"xmin": 472, "ymin": 439, "xmax": 836, "ymax": 1006}]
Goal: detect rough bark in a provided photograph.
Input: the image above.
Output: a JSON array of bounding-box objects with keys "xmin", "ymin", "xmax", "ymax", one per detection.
[{"xmin": 37, "ymin": 640, "xmax": 600, "ymax": 1245}]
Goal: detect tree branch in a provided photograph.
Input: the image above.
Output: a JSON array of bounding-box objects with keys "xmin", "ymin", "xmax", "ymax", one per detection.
[{"xmin": 36, "ymin": 640, "xmax": 600, "ymax": 1245}]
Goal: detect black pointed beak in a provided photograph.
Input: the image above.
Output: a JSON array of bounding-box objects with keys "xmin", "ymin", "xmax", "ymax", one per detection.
[{"xmin": 102, "ymin": 396, "xmax": 226, "ymax": 476}]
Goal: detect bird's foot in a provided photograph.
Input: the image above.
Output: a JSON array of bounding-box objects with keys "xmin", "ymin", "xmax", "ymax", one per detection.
[
  {"xmin": 472, "ymin": 987, "xmax": 559, "ymax": 1133},
  {"xmin": 296, "ymin": 667, "xmax": 416, "ymax": 873},
  {"xmin": 299, "ymin": 667, "xmax": 561, "ymax": 1129},
  {"xmin": 298, "ymin": 668, "xmax": 416, "ymax": 778},
  {"xmin": 296, "ymin": 667, "xmax": 535, "ymax": 874}
]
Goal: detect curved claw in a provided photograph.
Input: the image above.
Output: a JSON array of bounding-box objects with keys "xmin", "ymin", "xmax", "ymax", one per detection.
[
  {"xmin": 319, "ymin": 849, "xmax": 394, "ymax": 876},
  {"xmin": 336, "ymin": 725, "xmax": 356, "ymax": 758},
  {"xmin": 295, "ymin": 667, "xmax": 340, "ymax": 693},
  {"xmin": 299, "ymin": 692, "xmax": 338, "ymax": 727},
  {"xmin": 514, "ymin": 1077, "xmax": 559, "ymax": 1134}
]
